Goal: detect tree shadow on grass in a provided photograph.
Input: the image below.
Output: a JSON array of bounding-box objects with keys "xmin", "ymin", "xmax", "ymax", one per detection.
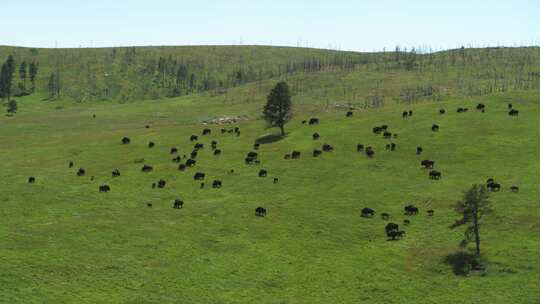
[
  {"xmin": 255, "ymin": 133, "xmax": 287, "ymax": 145},
  {"xmin": 444, "ymin": 251, "xmax": 485, "ymax": 276}
]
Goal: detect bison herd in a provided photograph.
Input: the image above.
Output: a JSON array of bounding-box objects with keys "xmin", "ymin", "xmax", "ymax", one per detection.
[{"xmin": 25, "ymin": 102, "xmax": 522, "ymax": 241}]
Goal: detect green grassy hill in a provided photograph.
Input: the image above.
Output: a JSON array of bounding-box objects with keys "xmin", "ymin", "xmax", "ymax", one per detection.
[{"xmin": 1, "ymin": 46, "xmax": 540, "ymax": 303}]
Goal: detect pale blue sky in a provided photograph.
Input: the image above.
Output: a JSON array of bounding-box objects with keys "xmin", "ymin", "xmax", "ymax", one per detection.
[{"xmin": 1, "ymin": 0, "xmax": 539, "ymax": 51}]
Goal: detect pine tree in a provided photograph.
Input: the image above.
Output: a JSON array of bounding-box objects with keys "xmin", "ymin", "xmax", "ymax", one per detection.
[
  {"xmin": 19, "ymin": 61, "xmax": 27, "ymax": 91},
  {"xmin": 263, "ymin": 81, "xmax": 292, "ymax": 135},
  {"xmin": 29, "ymin": 61, "xmax": 39, "ymax": 92}
]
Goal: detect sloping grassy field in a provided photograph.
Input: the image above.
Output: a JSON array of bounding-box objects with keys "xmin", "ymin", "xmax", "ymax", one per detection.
[{"xmin": 1, "ymin": 90, "xmax": 539, "ymax": 303}]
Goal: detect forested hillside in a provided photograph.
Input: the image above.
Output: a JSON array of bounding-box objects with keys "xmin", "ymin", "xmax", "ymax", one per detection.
[{"xmin": 1, "ymin": 45, "xmax": 539, "ymax": 106}]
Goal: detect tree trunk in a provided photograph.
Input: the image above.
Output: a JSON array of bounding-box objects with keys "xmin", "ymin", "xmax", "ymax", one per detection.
[
  {"xmin": 473, "ymin": 205, "xmax": 480, "ymax": 256},
  {"xmin": 279, "ymin": 124, "xmax": 285, "ymax": 136}
]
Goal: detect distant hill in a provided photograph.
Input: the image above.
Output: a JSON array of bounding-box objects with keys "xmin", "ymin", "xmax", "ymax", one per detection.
[{"xmin": 1, "ymin": 45, "xmax": 539, "ymax": 105}]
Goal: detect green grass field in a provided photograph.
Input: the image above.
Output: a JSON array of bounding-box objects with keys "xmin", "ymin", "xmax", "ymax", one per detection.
[{"xmin": 1, "ymin": 85, "xmax": 540, "ymax": 303}]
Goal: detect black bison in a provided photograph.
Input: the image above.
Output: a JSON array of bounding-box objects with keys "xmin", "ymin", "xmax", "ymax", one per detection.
[
  {"xmin": 508, "ymin": 103, "xmax": 513, "ymax": 109},
  {"xmin": 291, "ymin": 151, "xmax": 301, "ymax": 159},
  {"xmin": 487, "ymin": 181, "xmax": 501, "ymax": 192},
  {"xmin": 301, "ymin": 120, "xmax": 307, "ymax": 124},
  {"xmin": 357, "ymin": 144, "xmax": 365, "ymax": 152},
  {"xmin": 256, "ymin": 207, "xmax": 267, "ymax": 217},
  {"xmin": 170, "ymin": 148, "xmax": 178, "ymax": 154},
  {"xmin": 245, "ymin": 157, "xmax": 255, "ymax": 165},
  {"xmin": 77, "ymin": 168, "xmax": 86, "ymax": 176},
  {"xmin": 121, "ymin": 137, "xmax": 130, "ymax": 144},
  {"xmin": 429, "ymin": 170, "xmax": 442, "ymax": 180},
  {"xmin": 212, "ymin": 180, "xmax": 222, "ymax": 188},
  {"xmin": 309, "ymin": 118, "xmax": 320, "ymax": 125},
  {"xmin": 476, "ymin": 103, "xmax": 485, "ymax": 111},
  {"xmin": 200, "ymin": 182, "xmax": 205, "ymax": 189},
  {"xmin": 366, "ymin": 147, "xmax": 375, "ymax": 158},
  {"xmin": 247, "ymin": 152, "xmax": 258, "ymax": 159},
  {"xmin": 439, "ymin": 109, "xmax": 446, "ymax": 114},
  {"xmin": 381, "ymin": 213, "xmax": 390, "ymax": 220},
  {"xmin": 178, "ymin": 164, "xmax": 186, "ymax": 171},
  {"xmin": 147, "ymin": 203, "xmax": 152, "ymax": 207},
  {"xmin": 148, "ymin": 142, "xmax": 155, "ymax": 148},
  {"xmin": 253, "ymin": 143, "xmax": 260, "ymax": 150},
  {"xmin": 157, "ymin": 179, "xmax": 166, "ymax": 188},
  {"xmin": 190, "ymin": 135, "xmax": 198, "ymax": 142},
  {"xmin": 284, "ymin": 154, "xmax": 291, "ymax": 160},
  {"xmin": 421, "ymin": 160, "xmax": 435, "ymax": 169},
  {"xmin": 68, "ymin": 161, "xmax": 74, "ymax": 168},
  {"xmin": 427, "ymin": 210, "xmax": 435, "ymax": 216},
  {"xmin": 259, "ymin": 169, "xmax": 268, "ymax": 177},
  {"xmin": 346, "ymin": 111, "xmax": 353, "ymax": 117},
  {"xmin": 386, "ymin": 223, "xmax": 404, "ymax": 240},
  {"xmin": 402, "ymin": 111, "xmax": 409, "ymax": 118},
  {"xmin": 322, "ymin": 144, "xmax": 334, "ymax": 152},
  {"xmin": 173, "ymin": 199, "xmax": 184, "ymax": 209},
  {"xmin": 403, "ymin": 219, "xmax": 411, "ymax": 226},
  {"xmin": 510, "ymin": 186, "xmax": 519, "ymax": 193},
  {"xmin": 273, "ymin": 178, "xmax": 279, "ymax": 184},
  {"xmin": 416, "ymin": 146, "xmax": 423, "ymax": 155},
  {"xmin": 361, "ymin": 207, "xmax": 375, "ymax": 217},
  {"xmin": 172, "ymin": 156, "xmax": 181, "ymax": 163},
  {"xmin": 211, "ymin": 140, "xmax": 218, "ymax": 150},
  {"xmin": 194, "ymin": 172, "xmax": 205, "ymax": 180},
  {"xmin": 202, "ymin": 128, "xmax": 211, "ymax": 135},
  {"xmin": 221, "ymin": 128, "xmax": 227, "ymax": 134},
  {"xmin": 99, "ymin": 185, "xmax": 110, "ymax": 193},
  {"xmin": 190, "ymin": 150, "xmax": 198, "ymax": 159},
  {"xmin": 185, "ymin": 159, "xmax": 197, "ymax": 167},
  {"xmin": 404, "ymin": 205, "xmax": 419, "ymax": 215},
  {"xmin": 373, "ymin": 126, "xmax": 383, "ymax": 134},
  {"xmin": 152, "ymin": 183, "xmax": 156, "ymax": 189},
  {"xmin": 112, "ymin": 169, "xmax": 120, "ymax": 177},
  {"xmin": 142, "ymin": 165, "xmax": 153, "ymax": 172},
  {"xmin": 313, "ymin": 149, "xmax": 322, "ymax": 157},
  {"xmin": 432, "ymin": 124, "xmax": 439, "ymax": 132},
  {"xmin": 383, "ymin": 131, "xmax": 392, "ymax": 139},
  {"xmin": 509, "ymin": 109, "xmax": 519, "ymax": 116},
  {"xmin": 312, "ymin": 133, "xmax": 320, "ymax": 140},
  {"xmin": 28, "ymin": 176, "xmax": 36, "ymax": 184},
  {"xmin": 194, "ymin": 143, "xmax": 204, "ymax": 150},
  {"xmin": 214, "ymin": 149, "xmax": 222, "ymax": 156}
]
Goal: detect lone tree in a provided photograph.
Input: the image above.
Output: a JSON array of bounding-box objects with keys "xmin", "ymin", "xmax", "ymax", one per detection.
[
  {"xmin": 263, "ymin": 81, "xmax": 292, "ymax": 136},
  {"xmin": 452, "ymin": 184, "xmax": 492, "ymax": 256}
]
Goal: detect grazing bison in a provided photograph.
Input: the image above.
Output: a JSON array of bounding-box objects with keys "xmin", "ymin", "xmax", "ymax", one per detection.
[
  {"xmin": 172, "ymin": 156, "xmax": 181, "ymax": 163},
  {"xmin": 366, "ymin": 147, "xmax": 375, "ymax": 158},
  {"xmin": 357, "ymin": 144, "xmax": 365, "ymax": 152},
  {"xmin": 381, "ymin": 213, "xmax": 390, "ymax": 220},
  {"xmin": 404, "ymin": 205, "xmax": 419, "ymax": 215},
  {"xmin": 214, "ymin": 149, "xmax": 222, "ymax": 156},
  {"xmin": 409, "ymin": 110, "xmax": 413, "ymax": 116},
  {"xmin": 145, "ymin": 125, "xmax": 150, "ymax": 129},
  {"xmin": 509, "ymin": 109, "xmax": 519, "ymax": 116},
  {"xmin": 157, "ymin": 179, "xmax": 166, "ymax": 188},
  {"xmin": 402, "ymin": 111, "xmax": 408, "ymax": 118},
  {"xmin": 194, "ymin": 143, "xmax": 204, "ymax": 150},
  {"xmin": 487, "ymin": 182, "xmax": 501, "ymax": 192},
  {"xmin": 190, "ymin": 135, "xmax": 198, "ymax": 142},
  {"xmin": 170, "ymin": 147, "xmax": 178, "ymax": 154},
  {"xmin": 312, "ymin": 133, "xmax": 320, "ymax": 140},
  {"xmin": 200, "ymin": 182, "xmax": 205, "ymax": 189},
  {"xmin": 147, "ymin": 203, "xmax": 152, "ymax": 207},
  {"xmin": 173, "ymin": 199, "xmax": 184, "ymax": 209},
  {"xmin": 313, "ymin": 149, "xmax": 322, "ymax": 157},
  {"xmin": 284, "ymin": 154, "xmax": 291, "ymax": 160},
  {"xmin": 510, "ymin": 186, "xmax": 519, "ymax": 193},
  {"xmin": 427, "ymin": 210, "xmax": 435, "ymax": 216},
  {"xmin": 221, "ymin": 128, "xmax": 227, "ymax": 134},
  {"xmin": 77, "ymin": 168, "xmax": 86, "ymax": 176},
  {"xmin": 431, "ymin": 124, "xmax": 439, "ymax": 132},
  {"xmin": 190, "ymin": 150, "xmax": 198, "ymax": 159},
  {"xmin": 439, "ymin": 109, "xmax": 446, "ymax": 114},
  {"xmin": 259, "ymin": 169, "xmax": 268, "ymax": 177},
  {"xmin": 247, "ymin": 152, "xmax": 258, "ymax": 159},
  {"xmin": 273, "ymin": 178, "xmax": 279, "ymax": 184},
  {"xmin": 148, "ymin": 142, "xmax": 155, "ymax": 148},
  {"xmin": 28, "ymin": 176, "xmax": 36, "ymax": 184},
  {"xmin": 373, "ymin": 126, "xmax": 383, "ymax": 134},
  {"xmin": 429, "ymin": 170, "xmax": 442, "ymax": 180},
  {"xmin": 291, "ymin": 151, "xmax": 301, "ymax": 159},
  {"xmin": 185, "ymin": 159, "xmax": 196, "ymax": 167},
  {"xmin": 476, "ymin": 103, "xmax": 485, "ymax": 111},
  {"xmin": 416, "ymin": 146, "xmax": 423, "ymax": 155},
  {"xmin": 121, "ymin": 137, "xmax": 131, "ymax": 144},
  {"xmin": 383, "ymin": 131, "xmax": 392, "ymax": 139},
  {"xmin": 234, "ymin": 127, "xmax": 240, "ymax": 133},
  {"xmin": 99, "ymin": 185, "xmax": 110, "ymax": 193},
  {"xmin": 142, "ymin": 165, "xmax": 153, "ymax": 172},
  {"xmin": 421, "ymin": 160, "xmax": 435, "ymax": 169},
  {"xmin": 193, "ymin": 172, "xmax": 205, "ymax": 180},
  {"xmin": 253, "ymin": 143, "xmax": 260, "ymax": 150},
  {"xmin": 403, "ymin": 219, "xmax": 411, "ymax": 226},
  {"xmin": 211, "ymin": 141, "xmax": 218, "ymax": 150},
  {"xmin": 322, "ymin": 144, "xmax": 334, "ymax": 152},
  {"xmin": 68, "ymin": 161, "xmax": 74, "ymax": 168},
  {"xmin": 245, "ymin": 157, "xmax": 255, "ymax": 165},
  {"xmin": 255, "ymin": 207, "xmax": 267, "ymax": 217},
  {"xmin": 386, "ymin": 222, "xmax": 403, "ymax": 240},
  {"xmin": 301, "ymin": 120, "xmax": 307, "ymax": 124},
  {"xmin": 309, "ymin": 118, "xmax": 320, "ymax": 125},
  {"xmin": 112, "ymin": 169, "xmax": 121, "ymax": 177},
  {"xmin": 346, "ymin": 111, "xmax": 353, "ymax": 117},
  {"xmin": 202, "ymin": 128, "xmax": 211, "ymax": 135},
  {"xmin": 212, "ymin": 180, "xmax": 222, "ymax": 188},
  {"xmin": 508, "ymin": 103, "xmax": 513, "ymax": 109},
  {"xmin": 361, "ymin": 208, "xmax": 375, "ymax": 218}
]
